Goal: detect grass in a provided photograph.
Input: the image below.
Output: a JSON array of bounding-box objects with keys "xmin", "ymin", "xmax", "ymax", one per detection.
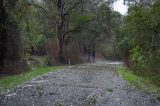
[
  {"xmin": 117, "ymin": 68, "xmax": 160, "ymax": 94},
  {"xmin": 0, "ymin": 66, "xmax": 62, "ymax": 92}
]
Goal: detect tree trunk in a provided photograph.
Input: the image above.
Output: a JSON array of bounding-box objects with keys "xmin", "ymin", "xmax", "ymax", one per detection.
[
  {"xmin": 92, "ymin": 44, "xmax": 96, "ymax": 62},
  {"xmin": 0, "ymin": 30, "xmax": 8, "ymax": 69},
  {"xmin": 88, "ymin": 52, "xmax": 91, "ymax": 62},
  {"xmin": 83, "ymin": 44, "xmax": 87, "ymax": 55},
  {"xmin": 0, "ymin": 0, "xmax": 8, "ymax": 69},
  {"xmin": 0, "ymin": 0, "xmax": 22, "ymax": 73},
  {"xmin": 57, "ymin": 0, "xmax": 66, "ymax": 63},
  {"xmin": 58, "ymin": 26, "xmax": 65, "ymax": 63},
  {"xmin": 87, "ymin": 45, "xmax": 91, "ymax": 62}
]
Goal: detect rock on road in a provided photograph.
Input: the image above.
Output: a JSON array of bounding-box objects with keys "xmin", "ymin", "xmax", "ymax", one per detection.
[{"xmin": 0, "ymin": 61, "xmax": 160, "ymax": 106}]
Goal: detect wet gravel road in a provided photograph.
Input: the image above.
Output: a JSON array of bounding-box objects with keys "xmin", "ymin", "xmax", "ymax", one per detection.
[{"xmin": 0, "ymin": 62, "xmax": 160, "ymax": 106}]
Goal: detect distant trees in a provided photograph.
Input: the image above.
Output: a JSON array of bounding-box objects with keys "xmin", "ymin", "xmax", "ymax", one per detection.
[
  {"xmin": 76, "ymin": 0, "xmax": 121, "ymax": 62},
  {"xmin": 33, "ymin": 0, "xmax": 118, "ymax": 63},
  {"xmin": 63, "ymin": 0, "xmax": 110, "ymax": 62}
]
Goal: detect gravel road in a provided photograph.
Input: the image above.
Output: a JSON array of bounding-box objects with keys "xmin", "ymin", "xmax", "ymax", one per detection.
[{"xmin": 0, "ymin": 62, "xmax": 160, "ymax": 106}]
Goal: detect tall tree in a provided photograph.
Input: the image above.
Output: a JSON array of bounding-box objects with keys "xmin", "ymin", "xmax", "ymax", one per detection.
[
  {"xmin": 0, "ymin": 0, "xmax": 8, "ymax": 68},
  {"xmin": 34, "ymin": 0, "xmax": 86, "ymax": 63},
  {"xmin": 0, "ymin": 0, "xmax": 21, "ymax": 72}
]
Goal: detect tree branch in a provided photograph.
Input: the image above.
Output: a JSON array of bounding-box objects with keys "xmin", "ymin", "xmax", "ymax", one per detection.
[
  {"xmin": 63, "ymin": 17, "xmax": 99, "ymax": 37},
  {"xmin": 63, "ymin": 2, "xmax": 80, "ymax": 17}
]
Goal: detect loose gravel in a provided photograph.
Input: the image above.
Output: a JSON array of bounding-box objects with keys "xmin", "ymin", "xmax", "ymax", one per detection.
[{"xmin": 0, "ymin": 62, "xmax": 160, "ymax": 106}]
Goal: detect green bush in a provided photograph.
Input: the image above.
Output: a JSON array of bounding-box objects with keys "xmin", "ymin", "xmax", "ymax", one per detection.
[{"xmin": 117, "ymin": 1, "xmax": 160, "ymax": 87}]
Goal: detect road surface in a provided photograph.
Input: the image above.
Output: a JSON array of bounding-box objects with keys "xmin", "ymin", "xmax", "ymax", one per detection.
[{"xmin": 0, "ymin": 62, "xmax": 160, "ymax": 106}]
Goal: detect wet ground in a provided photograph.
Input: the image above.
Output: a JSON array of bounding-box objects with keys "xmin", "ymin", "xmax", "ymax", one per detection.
[{"xmin": 0, "ymin": 61, "xmax": 160, "ymax": 106}]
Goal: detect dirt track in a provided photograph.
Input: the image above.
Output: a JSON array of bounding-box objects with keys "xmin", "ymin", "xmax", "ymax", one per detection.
[{"xmin": 0, "ymin": 62, "xmax": 160, "ymax": 106}]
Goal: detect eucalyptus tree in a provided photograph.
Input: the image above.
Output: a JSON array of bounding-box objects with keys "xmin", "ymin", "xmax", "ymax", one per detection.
[{"xmin": 31, "ymin": 0, "xmax": 87, "ymax": 63}]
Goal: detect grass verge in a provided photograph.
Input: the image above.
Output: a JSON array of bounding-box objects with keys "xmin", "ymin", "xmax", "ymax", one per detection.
[
  {"xmin": 117, "ymin": 68, "xmax": 160, "ymax": 94},
  {"xmin": 0, "ymin": 66, "xmax": 62, "ymax": 92}
]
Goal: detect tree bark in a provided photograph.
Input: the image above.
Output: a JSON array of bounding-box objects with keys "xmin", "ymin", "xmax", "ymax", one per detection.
[
  {"xmin": 92, "ymin": 44, "xmax": 96, "ymax": 62},
  {"xmin": 0, "ymin": 0, "xmax": 8, "ymax": 68},
  {"xmin": 87, "ymin": 45, "xmax": 91, "ymax": 62},
  {"xmin": 58, "ymin": 29, "xmax": 64, "ymax": 62},
  {"xmin": 0, "ymin": 0, "xmax": 21, "ymax": 73},
  {"xmin": 57, "ymin": 0, "xmax": 64, "ymax": 63}
]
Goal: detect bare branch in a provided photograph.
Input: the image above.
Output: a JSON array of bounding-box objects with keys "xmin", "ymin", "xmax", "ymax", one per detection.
[{"xmin": 63, "ymin": 2, "xmax": 80, "ymax": 17}]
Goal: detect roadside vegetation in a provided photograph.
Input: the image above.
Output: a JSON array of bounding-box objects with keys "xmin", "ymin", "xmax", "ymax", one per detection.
[
  {"xmin": 116, "ymin": 0, "xmax": 160, "ymax": 93},
  {"xmin": 0, "ymin": 66, "xmax": 62, "ymax": 92},
  {"xmin": 118, "ymin": 68, "xmax": 160, "ymax": 94}
]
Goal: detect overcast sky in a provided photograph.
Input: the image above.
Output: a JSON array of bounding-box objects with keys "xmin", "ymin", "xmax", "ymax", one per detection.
[{"xmin": 113, "ymin": 0, "xmax": 128, "ymax": 15}]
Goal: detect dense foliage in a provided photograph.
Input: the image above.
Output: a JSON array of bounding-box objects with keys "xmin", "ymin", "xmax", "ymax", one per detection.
[{"xmin": 117, "ymin": 0, "xmax": 160, "ymax": 86}]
